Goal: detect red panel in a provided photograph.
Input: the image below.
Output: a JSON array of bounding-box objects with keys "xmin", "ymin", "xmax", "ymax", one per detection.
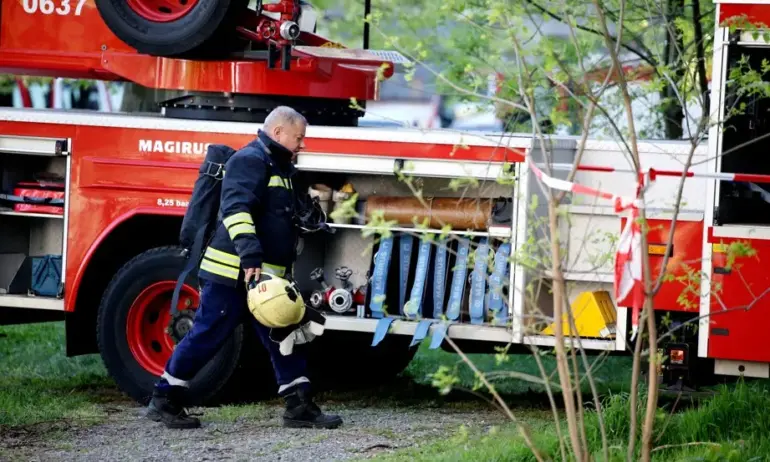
[
  {"xmin": 720, "ymin": 4, "xmax": 770, "ymax": 27},
  {"xmin": 0, "ymin": 0, "xmax": 132, "ymax": 55},
  {"xmin": 0, "ymin": 0, "xmax": 130, "ymax": 79},
  {"xmin": 65, "ymin": 124, "xmax": 522, "ymax": 164},
  {"xmin": 617, "ymin": 218, "xmax": 704, "ymax": 312},
  {"xmin": 99, "ymin": 51, "xmax": 388, "ymax": 99},
  {"xmin": 708, "ymin": 237, "xmax": 770, "ymax": 363}
]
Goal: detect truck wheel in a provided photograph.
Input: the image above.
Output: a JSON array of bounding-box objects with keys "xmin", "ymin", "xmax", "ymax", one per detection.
[
  {"xmin": 96, "ymin": 246, "xmax": 244, "ymax": 406},
  {"xmin": 305, "ymin": 331, "xmax": 418, "ymax": 391},
  {"xmin": 95, "ymin": 0, "xmax": 248, "ymax": 57}
]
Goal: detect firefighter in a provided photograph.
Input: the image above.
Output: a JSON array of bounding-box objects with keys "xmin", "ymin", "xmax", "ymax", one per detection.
[{"xmin": 146, "ymin": 106, "xmax": 343, "ymax": 430}]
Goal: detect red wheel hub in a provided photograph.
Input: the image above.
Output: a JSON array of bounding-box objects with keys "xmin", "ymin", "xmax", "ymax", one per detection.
[
  {"xmin": 126, "ymin": 0, "xmax": 200, "ymax": 23},
  {"xmin": 126, "ymin": 281, "xmax": 200, "ymax": 376}
]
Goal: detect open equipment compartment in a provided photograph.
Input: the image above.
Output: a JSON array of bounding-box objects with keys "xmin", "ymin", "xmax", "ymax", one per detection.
[
  {"xmin": 0, "ymin": 135, "xmax": 70, "ymax": 311},
  {"xmin": 510, "ymin": 136, "xmax": 707, "ymax": 352},
  {"xmin": 291, "ymin": 163, "xmax": 518, "ymax": 342}
]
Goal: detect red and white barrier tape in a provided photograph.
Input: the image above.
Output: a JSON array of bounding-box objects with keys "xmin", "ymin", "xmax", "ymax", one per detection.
[{"xmin": 543, "ymin": 162, "xmax": 770, "ymax": 185}]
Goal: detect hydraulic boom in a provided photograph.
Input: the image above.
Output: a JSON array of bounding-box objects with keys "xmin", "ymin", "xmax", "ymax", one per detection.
[{"xmin": 0, "ymin": 0, "xmax": 398, "ymax": 125}]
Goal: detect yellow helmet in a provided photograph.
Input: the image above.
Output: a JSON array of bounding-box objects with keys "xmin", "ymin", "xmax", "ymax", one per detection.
[{"xmin": 247, "ymin": 274, "xmax": 306, "ymax": 328}]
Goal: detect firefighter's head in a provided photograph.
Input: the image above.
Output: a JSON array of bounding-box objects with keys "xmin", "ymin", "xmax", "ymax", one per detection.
[{"xmin": 263, "ymin": 106, "xmax": 307, "ymax": 162}]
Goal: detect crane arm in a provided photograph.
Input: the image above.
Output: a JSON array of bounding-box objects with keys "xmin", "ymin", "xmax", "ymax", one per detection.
[{"xmin": 0, "ymin": 0, "xmax": 397, "ymax": 124}]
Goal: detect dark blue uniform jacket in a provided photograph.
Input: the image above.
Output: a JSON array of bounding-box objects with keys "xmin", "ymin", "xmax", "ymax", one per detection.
[{"xmin": 198, "ymin": 130, "xmax": 299, "ymax": 287}]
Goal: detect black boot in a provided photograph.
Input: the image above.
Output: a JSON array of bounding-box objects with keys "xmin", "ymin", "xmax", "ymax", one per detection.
[
  {"xmin": 146, "ymin": 381, "xmax": 201, "ymax": 429},
  {"xmin": 282, "ymin": 386, "xmax": 342, "ymax": 429}
]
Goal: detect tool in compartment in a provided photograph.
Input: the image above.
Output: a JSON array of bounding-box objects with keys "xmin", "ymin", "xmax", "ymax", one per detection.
[
  {"xmin": 335, "ymin": 266, "xmax": 353, "ymax": 290},
  {"xmin": 363, "ymin": 196, "xmax": 512, "ymax": 231},
  {"xmin": 328, "ymin": 266, "xmax": 354, "ymax": 314},
  {"xmin": 308, "ymin": 266, "xmax": 363, "ymax": 314},
  {"xmin": 0, "ymin": 177, "xmax": 66, "ymax": 215},
  {"xmin": 367, "ymin": 233, "xmax": 514, "ymax": 349},
  {"xmin": 309, "ymin": 267, "xmax": 333, "ymax": 310},
  {"xmin": 331, "ymin": 183, "xmax": 356, "ymax": 224}
]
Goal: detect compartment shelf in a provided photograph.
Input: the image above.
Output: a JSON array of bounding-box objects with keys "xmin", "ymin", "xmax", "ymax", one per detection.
[
  {"xmin": 521, "ymin": 334, "xmax": 615, "ymax": 351},
  {"xmin": 0, "ymin": 210, "xmax": 63, "ymax": 219},
  {"xmin": 323, "ymin": 315, "xmax": 515, "ymax": 343},
  {"xmin": 322, "ymin": 316, "xmax": 617, "ymax": 350},
  {"xmin": 0, "ymin": 293, "xmax": 63, "ymax": 310}
]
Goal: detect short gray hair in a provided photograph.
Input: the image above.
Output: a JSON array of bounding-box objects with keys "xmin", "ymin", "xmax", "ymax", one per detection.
[{"xmin": 263, "ymin": 106, "xmax": 307, "ymax": 132}]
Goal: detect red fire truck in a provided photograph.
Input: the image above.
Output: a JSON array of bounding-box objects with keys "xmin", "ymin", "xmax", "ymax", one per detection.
[{"xmin": 0, "ymin": 0, "xmax": 768, "ymax": 404}]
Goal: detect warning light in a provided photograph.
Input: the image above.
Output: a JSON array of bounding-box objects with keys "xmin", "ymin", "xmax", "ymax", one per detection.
[{"xmin": 670, "ymin": 349, "xmax": 685, "ymax": 365}]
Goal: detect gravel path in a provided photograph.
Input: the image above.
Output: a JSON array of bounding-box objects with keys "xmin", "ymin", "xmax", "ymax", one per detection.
[{"xmin": 1, "ymin": 400, "xmax": 506, "ymax": 461}]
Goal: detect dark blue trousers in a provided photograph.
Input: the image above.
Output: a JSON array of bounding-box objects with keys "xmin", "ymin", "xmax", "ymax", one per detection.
[{"xmin": 164, "ymin": 279, "xmax": 308, "ymax": 392}]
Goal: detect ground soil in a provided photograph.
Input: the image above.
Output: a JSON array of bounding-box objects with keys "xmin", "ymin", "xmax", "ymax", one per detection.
[{"xmin": 0, "ymin": 398, "xmax": 507, "ymax": 462}]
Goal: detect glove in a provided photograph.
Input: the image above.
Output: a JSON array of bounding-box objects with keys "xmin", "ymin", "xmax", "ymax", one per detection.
[{"xmin": 269, "ymin": 306, "xmax": 327, "ymax": 356}]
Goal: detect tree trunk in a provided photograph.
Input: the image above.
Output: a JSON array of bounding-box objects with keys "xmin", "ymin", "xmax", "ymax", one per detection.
[
  {"xmin": 547, "ymin": 197, "xmax": 585, "ymax": 461},
  {"xmin": 692, "ymin": 0, "xmax": 711, "ymax": 117},
  {"xmin": 662, "ymin": 0, "xmax": 686, "ymax": 139}
]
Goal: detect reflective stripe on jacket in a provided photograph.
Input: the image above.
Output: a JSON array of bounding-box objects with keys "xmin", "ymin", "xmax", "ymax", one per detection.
[{"xmin": 198, "ymin": 131, "xmax": 298, "ymax": 287}]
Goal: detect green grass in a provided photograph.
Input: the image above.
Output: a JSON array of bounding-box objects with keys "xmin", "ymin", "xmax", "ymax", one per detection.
[
  {"xmin": 362, "ymin": 380, "xmax": 770, "ymax": 462},
  {"xmin": 405, "ymin": 342, "xmax": 634, "ymax": 397},
  {"xmin": 0, "ymin": 321, "xmax": 120, "ymax": 428},
  {"xmin": 366, "ymin": 347, "xmax": 770, "ymax": 462}
]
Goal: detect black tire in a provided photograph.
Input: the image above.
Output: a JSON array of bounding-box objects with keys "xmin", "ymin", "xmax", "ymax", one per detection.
[
  {"xmin": 96, "ymin": 245, "xmax": 244, "ymax": 406},
  {"xmin": 95, "ymin": 0, "xmax": 249, "ymax": 57},
  {"xmin": 305, "ymin": 330, "xmax": 418, "ymax": 391}
]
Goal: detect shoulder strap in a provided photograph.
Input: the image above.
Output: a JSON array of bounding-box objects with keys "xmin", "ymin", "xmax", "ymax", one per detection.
[
  {"xmin": 170, "ymin": 226, "xmax": 208, "ymax": 316},
  {"xmin": 253, "ymin": 138, "xmax": 275, "ymax": 199}
]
